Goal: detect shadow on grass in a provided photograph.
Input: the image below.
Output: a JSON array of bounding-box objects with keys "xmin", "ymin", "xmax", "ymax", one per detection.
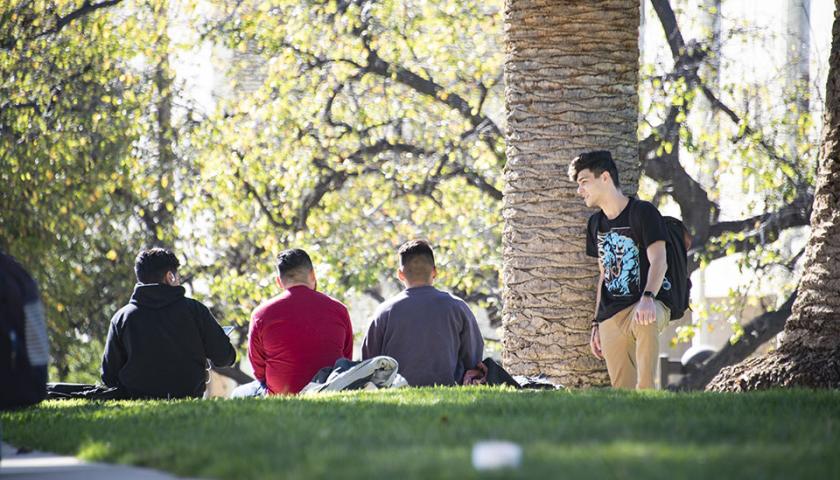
[{"xmin": 2, "ymin": 388, "xmax": 839, "ymax": 479}]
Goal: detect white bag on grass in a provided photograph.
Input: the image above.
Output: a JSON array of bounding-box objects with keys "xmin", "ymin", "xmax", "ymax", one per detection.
[{"xmin": 301, "ymin": 356, "xmax": 407, "ymax": 394}]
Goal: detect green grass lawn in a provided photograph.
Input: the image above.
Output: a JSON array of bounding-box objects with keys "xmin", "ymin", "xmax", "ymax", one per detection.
[{"xmin": 2, "ymin": 387, "xmax": 839, "ymax": 479}]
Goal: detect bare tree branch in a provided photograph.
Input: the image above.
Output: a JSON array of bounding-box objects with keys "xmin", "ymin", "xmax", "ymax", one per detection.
[
  {"xmin": 672, "ymin": 290, "xmax": 797, "ymax": 391},
  {"xmin": 639, "ymin": 107, "xmax": 719, "ymax": 244},
  {"xmin": 110, "ymin": 187, "xmax": 161, "ymax": 244},
  {"xmin": 343, "ymin": 2, "xmax": 505, "ymax": 164},
  {"xmin": 1, "ymin": 0, "xmax": 123, "ymax": 50},
  {"xmin": 645, "ymin": 0, "xmax": 811, "ymax": 270},
  {"xmin": 707, "ymin": 194, "xmax": 813, "ymax": 239},
  {"xmin": 691, "ymin": 197, "xmax": 812, "ymax": 269},
  {"xmin": 443, "ymin": 164, "xmax": 503, "ymax": 200},
  {"xmin": 362, "ymin": 48, "xmax": 503, "ymax": 143}
]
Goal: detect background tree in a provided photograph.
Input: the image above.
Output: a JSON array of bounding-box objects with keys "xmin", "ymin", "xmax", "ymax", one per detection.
[
  {"xmin": 500, "ymin": 0, "xmax": 640, "ymax": 387},
  {"xmin": 0, "ymin": 0, "xmax": 186, "ymax": 380},
  {"xmin": 707, "ymin": 0, "xmax": 840, "ymax": 391},
  {"xmin": 186, "ymin": 0, "xmax": 507, "ymax": 339},
  {"xmin": 1, "ymin": 0, "xmax": 832, "ymax": 384}
]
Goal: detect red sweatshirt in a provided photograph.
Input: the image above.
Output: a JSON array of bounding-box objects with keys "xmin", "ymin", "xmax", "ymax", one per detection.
[{"xmin": 248, "ymin": 286, "xmax": 353, "ymax": 394}]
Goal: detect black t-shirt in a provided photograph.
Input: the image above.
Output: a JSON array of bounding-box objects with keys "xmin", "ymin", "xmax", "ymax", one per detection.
[{"xmin": 586, "ymin": 197, "xmax": 671, "ymax": 322}]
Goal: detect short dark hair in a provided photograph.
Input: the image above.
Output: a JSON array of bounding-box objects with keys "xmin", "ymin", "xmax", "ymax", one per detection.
[
  {"xmin": 276, "ymin": 248, "xmax": 314, "ymax": 282},
  {"xmin": 398, "ymin": 240, "xmax": 435, "ymax": 282},
  {"xmin": 135, "ymin": 248, "xmax": 180, "ymax": 284},
  {"xmin": 568, "ymin": 150, "xmax": 620, "ymax": 187}
]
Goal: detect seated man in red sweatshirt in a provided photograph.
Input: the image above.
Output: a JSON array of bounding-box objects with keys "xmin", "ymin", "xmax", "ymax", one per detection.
[{"xmin": 232, "ymin": 248, "xmax": 353, "ymax": 396}]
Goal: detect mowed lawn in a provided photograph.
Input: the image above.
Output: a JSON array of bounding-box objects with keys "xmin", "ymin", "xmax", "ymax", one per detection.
[{"xmin": 2, "ymin": 387, "xmax": 839, "ymax": 480}]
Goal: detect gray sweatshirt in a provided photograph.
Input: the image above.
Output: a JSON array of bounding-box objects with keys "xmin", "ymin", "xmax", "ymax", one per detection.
[{"xmin": 361, "ymin": 285, "xmax": 484, "ymax": 386}]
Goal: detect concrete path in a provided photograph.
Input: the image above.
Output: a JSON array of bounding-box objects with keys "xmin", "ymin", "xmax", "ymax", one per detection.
[{"xmin": 0, "ymin": 442, "xmax": 197, "ymax": 479}]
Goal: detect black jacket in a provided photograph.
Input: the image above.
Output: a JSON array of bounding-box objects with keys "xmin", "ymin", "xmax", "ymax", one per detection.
[{"xmin": 101, "ymin": 284, "xmax": 236, "ymax": 398}]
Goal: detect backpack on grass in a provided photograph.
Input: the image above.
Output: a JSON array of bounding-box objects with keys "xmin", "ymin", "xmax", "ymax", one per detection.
[{"xmin": 0, "ymin": 253, "xmax": 49, "ymax": 410}]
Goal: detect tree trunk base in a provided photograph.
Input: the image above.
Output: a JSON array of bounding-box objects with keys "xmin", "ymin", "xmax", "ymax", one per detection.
[{"xmin": 706, "ymin": 344, "xmax": 840, "ymax": 392}]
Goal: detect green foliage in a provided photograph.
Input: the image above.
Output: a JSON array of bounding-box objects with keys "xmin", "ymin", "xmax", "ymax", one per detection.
[
  {"xmin": 1, "ymin": 0, "xmax": 826, "ymax": 380},
  {"xmin": 0, "ymin": 0, "xmax": 179, "ymax": 379},
  {"xmin": 638, "ymin": 3, "xmax": 820, "ymax": 342},
  {"xmin": 182, "ymin": 0, "xmax": 505, "ymax": 325},
  {"xmin": 2, "ymin": 0, "xmax": 507, "ymax": 378},
  {"xmin": 3, "ymin": 388, "xmax": 840, "ymax": 479}
]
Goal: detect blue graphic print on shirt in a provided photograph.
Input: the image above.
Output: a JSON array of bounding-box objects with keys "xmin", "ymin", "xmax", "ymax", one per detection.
[{"xmin": 597, "ymin": 228, "xmax": 640, "ymax": 297}]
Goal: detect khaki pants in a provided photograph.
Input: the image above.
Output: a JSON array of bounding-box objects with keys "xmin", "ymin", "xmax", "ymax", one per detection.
[{"xmin": 599, "ymin": 300, "xmax": 670, "ymax": 390}]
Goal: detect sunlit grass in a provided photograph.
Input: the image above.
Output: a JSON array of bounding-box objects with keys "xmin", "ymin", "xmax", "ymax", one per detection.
[{"xmin": 2, "ymin": 387, "xmax": 839, "ymax": 479}]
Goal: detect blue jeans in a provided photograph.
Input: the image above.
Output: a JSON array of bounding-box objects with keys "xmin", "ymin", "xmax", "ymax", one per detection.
[{"xmin": 230, "ymin": 380, "xmax": 267, "ymax": 398}]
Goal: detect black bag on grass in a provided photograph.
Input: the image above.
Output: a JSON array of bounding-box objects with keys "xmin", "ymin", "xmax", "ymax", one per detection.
[
  {"xmin": 0, "ymin": 253, "xmax": 49, "ymax": 410},
  {"xmin": 466, "ymin": 358, "xmax": 564, "ymax": 390},
  {"xmin": 46, "ymin": 383, "xmax": 130, "ymax": 400},
  {"xmin": 482, "ymin": 358, "xmax": 522, "ymax": 389}
]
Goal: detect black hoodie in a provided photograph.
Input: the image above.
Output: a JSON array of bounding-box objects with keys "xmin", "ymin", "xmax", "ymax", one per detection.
[{"xmin": 101, "ymin": 284, "xmax": 236, "ymax": 399}]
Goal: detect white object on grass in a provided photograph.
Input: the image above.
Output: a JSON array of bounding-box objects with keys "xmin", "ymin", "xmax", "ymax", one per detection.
[{"xmin": 472, "ymin": 441, "xmax": 522, "ymax": 470}]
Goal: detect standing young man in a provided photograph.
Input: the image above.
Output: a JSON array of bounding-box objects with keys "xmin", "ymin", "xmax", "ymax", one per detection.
[{"xmin": 569, "ymin": 151, "xmax": 672, "ymax": 389}]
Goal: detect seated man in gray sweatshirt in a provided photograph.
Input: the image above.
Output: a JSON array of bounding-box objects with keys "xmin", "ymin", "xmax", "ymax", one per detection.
[{"xmin": 361, "ymin": 240, "xmax": 484, "ymax": 386}]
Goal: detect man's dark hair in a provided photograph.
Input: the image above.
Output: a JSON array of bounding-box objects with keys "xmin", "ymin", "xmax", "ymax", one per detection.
[
  {"xmin": 398, "ymin": 240, "xmax": 435, "ymax": 282},
  {"xmin": 134, "ymin": 248, "xmax": 180, "ymax": 284},
  {"xmin": 568, "ymin": 150, "xmax": 620, "ymax": 187},
  {"xmin": 276, "ymin": 248, "xmax": 314, "ymax": 282}
]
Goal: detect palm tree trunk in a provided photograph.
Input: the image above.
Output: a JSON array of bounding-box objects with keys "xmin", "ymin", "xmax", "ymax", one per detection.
[
  {"xmin": 501, "ymin": 0, "xmax": 641, "ymax": 387},
  {"xmin": 708, "ymin": 0, "xmax": 840, "ymax": 391}
]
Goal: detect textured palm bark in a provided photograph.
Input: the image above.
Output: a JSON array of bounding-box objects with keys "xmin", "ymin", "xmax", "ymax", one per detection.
[
  {"xmin": 501, "ymin": 0, "xmax": 640, "ymax": 387},
  {"xmin": 709, "ymin": 0, "xmax": 840, "ymax": 392}
]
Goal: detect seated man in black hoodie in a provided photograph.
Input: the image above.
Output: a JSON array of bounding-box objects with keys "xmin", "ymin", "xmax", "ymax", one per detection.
[{"xmin": 101, "ymin": 248, "xmax": 236, "ymax": 399}]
